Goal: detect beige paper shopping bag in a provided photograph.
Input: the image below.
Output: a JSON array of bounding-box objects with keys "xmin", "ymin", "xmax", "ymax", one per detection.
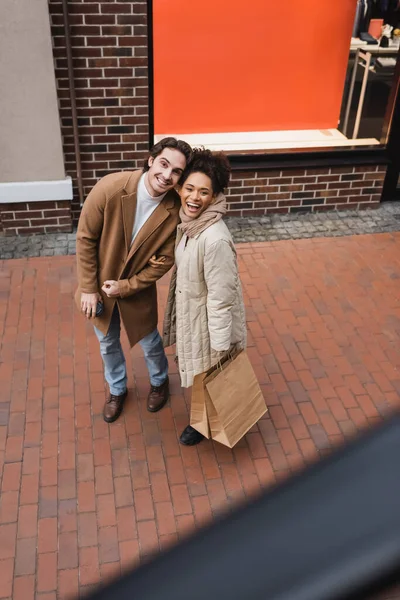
[
  {"xmin": 190, "ymin": 371, "xmax": 211, "ymax": 438},
  {"xmin": 190, "ymin": 352, "xmax": 237, "ymax": 438},
  {"xmin": 204, "ymin": 349, "xmax": 267, "ymax": 448}
]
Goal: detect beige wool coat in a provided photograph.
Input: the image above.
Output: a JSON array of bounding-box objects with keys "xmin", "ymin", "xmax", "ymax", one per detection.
[
  {"xmin": 163, "ymin": 219, "xmax": 247, "ymax": 388},
  {"xmin": 75, "ymin": 170, "xmax": 180, "ymax": 347}
]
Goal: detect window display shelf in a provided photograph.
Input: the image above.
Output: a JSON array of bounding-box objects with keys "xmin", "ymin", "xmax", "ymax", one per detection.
[
  {"xmin": 154, "ymin": 129, "xmax": 379, "ymax": 152},
  {"xmin": 350, "ymin": 38, "xmax": 400, "ymax": 53}
]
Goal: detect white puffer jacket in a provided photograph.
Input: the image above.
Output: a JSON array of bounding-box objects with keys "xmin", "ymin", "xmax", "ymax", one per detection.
[{"xmin": 163, "ymin": 219, "xmax": 247, "ymax": 388}]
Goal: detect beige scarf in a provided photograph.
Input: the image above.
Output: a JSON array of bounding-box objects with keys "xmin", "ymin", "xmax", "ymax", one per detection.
[{"xmin": 178, "ymin": 193, "xmax": 227, "ymax": 238}]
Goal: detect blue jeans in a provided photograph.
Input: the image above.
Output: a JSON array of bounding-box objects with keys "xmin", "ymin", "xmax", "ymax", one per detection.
[{"xmin": 94, "ymin": 306, "xmax": 168, "ymax": 395}]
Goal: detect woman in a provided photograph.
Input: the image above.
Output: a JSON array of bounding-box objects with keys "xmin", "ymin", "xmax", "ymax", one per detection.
[{"xmin": 159, "ymin": 149, "xmax": 247, "ymax": 446}]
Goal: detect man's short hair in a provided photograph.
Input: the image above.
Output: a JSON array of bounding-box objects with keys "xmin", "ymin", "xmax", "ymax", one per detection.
[{"xmin": 143, "ymin": 137, "xmax": 193, "ymax": 177}]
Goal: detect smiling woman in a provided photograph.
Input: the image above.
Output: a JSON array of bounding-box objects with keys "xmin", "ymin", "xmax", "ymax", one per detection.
[
  {"xmin": 161, "ymin": 149, "xmax": 247, "ymax": 446},
  {"xmin": 181, "ymin": 172, "xmax": 214, "ymax": 217},
  {"xmin": 179, "ymin": 151, "xmax": 231, "ymax": 219}
]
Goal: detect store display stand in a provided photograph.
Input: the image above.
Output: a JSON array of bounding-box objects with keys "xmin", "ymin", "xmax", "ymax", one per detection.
[{"xmin": 343, "ymin": 48, "xmax": 372, "ymax": 139}]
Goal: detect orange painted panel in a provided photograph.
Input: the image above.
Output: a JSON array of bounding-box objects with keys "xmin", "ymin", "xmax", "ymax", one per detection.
[{"xmin": 153, "ymin": 0, "xmax": 357, "ymax": 134}]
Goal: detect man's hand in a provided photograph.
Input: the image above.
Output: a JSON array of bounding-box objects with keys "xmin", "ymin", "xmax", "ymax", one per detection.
[
  {"xmin": 81, "ymin": 292, "xmax": 102, "ymax": 320},
  {"xmin": 102, "ymin": 280, "xmax": 120, "ymax": 298}
]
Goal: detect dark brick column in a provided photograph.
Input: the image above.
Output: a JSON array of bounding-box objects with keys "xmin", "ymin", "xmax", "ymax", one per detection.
[{"xmin": 49, "ymin": 0, "xmax": 149, "ymax": 224}]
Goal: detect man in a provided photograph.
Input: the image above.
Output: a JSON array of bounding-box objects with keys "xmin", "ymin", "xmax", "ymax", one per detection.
[{"xmin": 75, "ymin": 137, "xmax": 192, "ymax": 423}]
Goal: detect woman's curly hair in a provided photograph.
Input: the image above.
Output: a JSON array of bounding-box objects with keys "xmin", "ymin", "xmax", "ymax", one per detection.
[{"xmin": 180, "ymin": 148, "xmax": 231, "ymax": 195}]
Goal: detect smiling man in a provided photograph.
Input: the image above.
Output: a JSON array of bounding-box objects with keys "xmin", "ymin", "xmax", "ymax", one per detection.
[{"xmin": 75, "ymin": 137, "xmax": 192, "ymax": 423}]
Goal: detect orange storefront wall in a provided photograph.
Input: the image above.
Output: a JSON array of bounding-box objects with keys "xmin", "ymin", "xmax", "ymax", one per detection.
[{"xmin": 153, "ymin": 0, "xmax": 357, "ymax": 135}]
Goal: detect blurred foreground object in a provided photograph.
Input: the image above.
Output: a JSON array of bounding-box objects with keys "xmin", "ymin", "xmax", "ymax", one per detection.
[{"xmin": 89, "ymin": 414, "xmax": 400, "ymax": 600}]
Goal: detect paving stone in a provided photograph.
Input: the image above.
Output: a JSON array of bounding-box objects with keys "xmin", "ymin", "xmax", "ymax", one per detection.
[
  {"xmin": 1, "ymin": 223, "xmax": 400, "ymax": 599},
  {"xmin": 54, "ymin": 247, "xmax": 67, "ymax": 256},
  {"xmin": 42, "ymin": 240, "xmax": 56, "ymax": 249}
]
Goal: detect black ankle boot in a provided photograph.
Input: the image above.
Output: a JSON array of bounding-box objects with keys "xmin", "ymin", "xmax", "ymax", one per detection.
[{"xmin": 179, "ymin": 425, "xmax": 205, "ymax": 446}]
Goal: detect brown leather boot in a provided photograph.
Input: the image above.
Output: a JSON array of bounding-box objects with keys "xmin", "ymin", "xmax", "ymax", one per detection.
[
  {"xmin": 147, "ymin": 377, "xmax": 169, "ymax": 413},
  {"xmin": 103, "ymin": 391, "xmax": 127, "ymax": 423}
]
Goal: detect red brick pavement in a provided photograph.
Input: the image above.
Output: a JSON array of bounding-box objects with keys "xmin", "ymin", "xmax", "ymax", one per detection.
[{"xmin": 0, "ymin": 233, "xmax": 400, "ymax": 599}]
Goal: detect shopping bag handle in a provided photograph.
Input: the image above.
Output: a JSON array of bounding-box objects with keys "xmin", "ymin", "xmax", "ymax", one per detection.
[
  {"xmin": 217, "ymin": 348, "xmax": 234, "ymax": 370},
  {"xmin": 214, "ymin": 347, "xmax": 243, "ymax": 373}
]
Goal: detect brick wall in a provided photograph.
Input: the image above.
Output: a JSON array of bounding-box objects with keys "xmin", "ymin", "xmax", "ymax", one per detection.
[
  {"xmin": 0, "ymin": 163, "xmax": 386, "ymax": 235},
  {"xmin": 49, "ymin": 0, "xmax": 149, "ymax": 224},
  {"xmin": 0, "ymin": 201, "xmax": 72, "ymax": 236},
  {"xmin": 0, "ymin": 3, "xmax": 388, "ymax": 236},
  {"xmin": 226, "ymin": 165, "xmax": 386, "ymax": 216},
  {"xmin": 40, "ymin": 2, "xmax": 387, "ymax": 232}
]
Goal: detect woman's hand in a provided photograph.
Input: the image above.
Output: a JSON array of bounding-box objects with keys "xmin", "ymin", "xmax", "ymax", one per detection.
[
  {"xmin": 148, "ymin": 254, "xmax": 166, "ymax": 268},
  {"xmin": 213, "ymin": 344, "xmax": 239, "ymax": 361}
]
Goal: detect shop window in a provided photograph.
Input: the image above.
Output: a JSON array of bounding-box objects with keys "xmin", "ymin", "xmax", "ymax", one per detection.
[{"xmin": 152, "ymin": 0, "xmax": 400, "ymax": 151}]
